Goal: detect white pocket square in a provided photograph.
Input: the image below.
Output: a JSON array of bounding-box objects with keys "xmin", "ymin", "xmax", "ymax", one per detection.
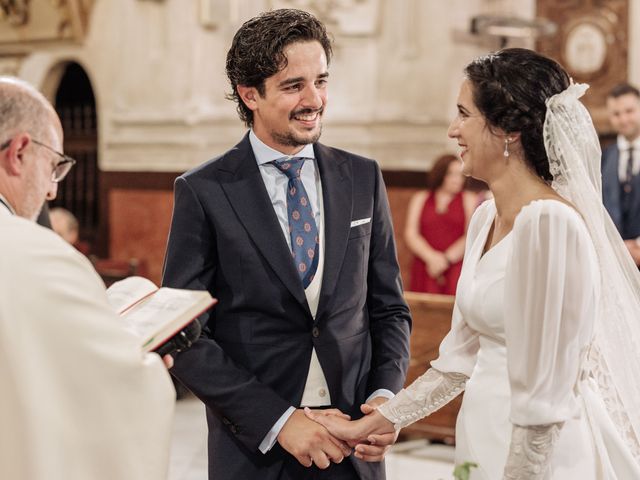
[{"xmin": 350, "ymin": 217, "xmax": 371, "ymax": 228}]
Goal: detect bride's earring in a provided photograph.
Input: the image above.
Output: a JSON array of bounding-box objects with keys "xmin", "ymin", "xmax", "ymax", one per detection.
[{"xmin": 503, "ymin": 138, "xmax": 511, "ymax": 158}]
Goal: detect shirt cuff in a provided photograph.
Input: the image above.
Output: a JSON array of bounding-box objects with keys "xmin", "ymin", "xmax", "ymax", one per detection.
[
  {"xmin": 366, "ymin": 389, "xmax": 395, "ymax": 404},
  {"xmin": 258, "ymin": 406, "xmax": 296, "ymax": 454}
]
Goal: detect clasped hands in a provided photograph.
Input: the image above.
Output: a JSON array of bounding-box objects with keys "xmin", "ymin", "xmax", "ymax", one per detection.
[
  {"xmin": 277, "ymin": 397, "xmax": 397, "ymax": 469},
  {"xmin": 426, "ymin": 251, "xmax": 451, "ymax": 279}
]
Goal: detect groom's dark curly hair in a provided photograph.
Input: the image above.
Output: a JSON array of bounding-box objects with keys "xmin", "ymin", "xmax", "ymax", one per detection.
[
  {"xmin": 225, "ymin": 9, "xmax": 333, "ymax": 127},
  {"xmin": 464, "ymin": 48, "xmax": 570, "ymax": 183}
]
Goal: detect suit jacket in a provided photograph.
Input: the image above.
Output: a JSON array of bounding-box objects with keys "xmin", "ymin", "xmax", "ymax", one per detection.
[
  {"xmin": 0, "ymin": 206, "xmax": 174, "ymax": 480},
  {"xmin": 163, "ymin": 133, "xmax": 412, "ymax": 480},
  {"xmin": 602, "ymin": 143, "xmax": 640, "ymax": 239}
]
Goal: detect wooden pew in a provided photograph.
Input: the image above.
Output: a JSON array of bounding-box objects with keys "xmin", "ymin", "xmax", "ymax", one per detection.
[{"xmin": 400, "ymin": 291, "xmax": 461, "ymax": 444}]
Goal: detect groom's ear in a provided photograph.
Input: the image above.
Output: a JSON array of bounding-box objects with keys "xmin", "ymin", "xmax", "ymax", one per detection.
[{"xmin": 236, "ymin": 85, "xmax": 259, "ymax": 112}]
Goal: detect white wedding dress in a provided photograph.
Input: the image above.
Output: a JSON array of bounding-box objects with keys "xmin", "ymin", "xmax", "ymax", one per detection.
[{"xmin": 380, "ymin": 198, "xmax": 640, "ymax": 479}]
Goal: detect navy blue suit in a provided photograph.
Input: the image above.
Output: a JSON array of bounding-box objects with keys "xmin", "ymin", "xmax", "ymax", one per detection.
[
  {"xmin": 162, "ymin": 134, "xmax": 411, "ymax": 480},
  {"xmin": 602, "ymin": 144, "xmax": 640, "ymax": 239}
]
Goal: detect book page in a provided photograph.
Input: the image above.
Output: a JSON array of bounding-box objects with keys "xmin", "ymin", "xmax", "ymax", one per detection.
[
  {"xmin": 121, "ymin": 287, "xmax": 214, "ymax": 351},
  {"xmin": 106, "ymin": 276, "xmax": 158, "ymax": 314}
]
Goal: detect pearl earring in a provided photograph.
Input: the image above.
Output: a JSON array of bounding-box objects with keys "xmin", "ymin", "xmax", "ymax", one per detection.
[{"xmin": 503, "ymin": 138, "xmax": 511, "ymax": 158}]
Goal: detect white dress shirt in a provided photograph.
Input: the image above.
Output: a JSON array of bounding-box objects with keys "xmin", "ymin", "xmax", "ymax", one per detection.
[
  {"xmin": 616, "ymin": 135, "xmax": 640, "ymax": 182},
  {"xmin": 249, "ymin": 131, "xmax": 393, "ymax": 453},
  {"xmin": 250, "ymin": 131, "xmax": 332, "ymax": 453}
]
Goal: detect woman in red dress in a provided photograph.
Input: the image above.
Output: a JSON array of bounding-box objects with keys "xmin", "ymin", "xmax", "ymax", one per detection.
[{"xmin": 405, "ymin": 154, "xmax": 477, "ymax": 294}]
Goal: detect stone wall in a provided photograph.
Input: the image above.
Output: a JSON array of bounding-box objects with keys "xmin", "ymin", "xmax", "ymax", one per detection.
[{"xmin": 2, "ymin": 0, "xmax": 638, "ymax": 283}]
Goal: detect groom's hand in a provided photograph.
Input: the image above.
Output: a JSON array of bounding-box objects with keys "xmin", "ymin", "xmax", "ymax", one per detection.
[
  {"xmin": 277, "ymin": 409, "xmax": 352, "ymax": 469},
  {"xmin": 354, "ymin": 397, "xmax": 399, "ymax": 462}
]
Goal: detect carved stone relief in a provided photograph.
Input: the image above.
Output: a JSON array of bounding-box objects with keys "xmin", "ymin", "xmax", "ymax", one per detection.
[
  {"xmin": 0, "ymin": 55, "xmax": 21, "ymax": 75},
  {"xmin": 270, "ymin": 0, "xmax": 381, "ymax": 36},
  {"xmin": 0, "ymin": 0, "xmax": 93, "ymax": 47},
  {"xmin": 537, "ymin": 0, "xmax": 628, "ymax": 131},
  {"xmin": 0, "ymin": 0, "xmax": 30, "ymax": 26},
  {"xmin": 199, "ymin": 0, "xmax": 232, "ymax": 30}
]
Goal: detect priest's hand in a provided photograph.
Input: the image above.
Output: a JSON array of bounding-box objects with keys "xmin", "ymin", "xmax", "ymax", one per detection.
[{"xmin": 162, "ymin": 354, "xmax": 174, "ymax": 369}]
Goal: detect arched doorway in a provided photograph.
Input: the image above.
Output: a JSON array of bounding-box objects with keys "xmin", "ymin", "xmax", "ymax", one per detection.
[{"xmin": 48, "ymin": 62, "xmax": 102, "ymax": 255}]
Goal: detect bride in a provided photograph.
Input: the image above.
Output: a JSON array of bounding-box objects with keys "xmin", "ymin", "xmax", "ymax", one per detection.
[{"xmin": 305, "ymin": 48, "xmax": 640, "ymax": 479}]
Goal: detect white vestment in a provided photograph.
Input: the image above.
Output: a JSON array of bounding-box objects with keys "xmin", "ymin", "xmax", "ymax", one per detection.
[{"xmin": 0, "ymin": 206, "xmax": 175, "ymax": 479}]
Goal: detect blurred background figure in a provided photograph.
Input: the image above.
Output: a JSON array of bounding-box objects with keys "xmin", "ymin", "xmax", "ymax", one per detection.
[
  {"xmin": 36, "ymin": 202, "xmax": 52, "ymax": 229},
  {"xmin": 602, "ymin": 83, "xmax": 640, "ymax": 266},
  {"xmin": 50, "ymin": 206, "xmax": 79, "ymax": 245},
  {"xmin": 404, "ymin": 154, "xmax": 476, "ymax": 295}
]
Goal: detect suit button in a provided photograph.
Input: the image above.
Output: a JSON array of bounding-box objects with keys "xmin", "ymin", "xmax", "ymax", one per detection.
[
  {"xmin": 312, "ymin": 327, "xmax": 320, "ymax": 338},
  {"xmin": 230, "ymin": 425, "xmax": 238, "ymax": 434}
]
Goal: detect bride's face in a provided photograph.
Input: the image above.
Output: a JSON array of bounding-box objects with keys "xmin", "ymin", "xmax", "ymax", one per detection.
[{"xmin": 447, "ymin": 80, "xmax": 506, "ymax": 182}]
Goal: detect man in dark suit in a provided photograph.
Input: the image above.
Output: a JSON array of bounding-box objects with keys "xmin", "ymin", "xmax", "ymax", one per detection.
[
  {"xmin": 602, "ymin": 83, "xmax": 640, "ymax": 265},
  {"xmin": 162, "ymin": 9, "xmax": 411, "ymax": 480}
]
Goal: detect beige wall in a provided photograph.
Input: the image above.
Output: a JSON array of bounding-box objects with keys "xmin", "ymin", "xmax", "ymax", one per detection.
[
  {"xmin": 4, "ymin": 0, "xmax": 640, "ymax": 173},
  {"xmin": 630, "ymin": 0, "xmax": 640, "ymax": 84},
  {"xmin": 1, "ymin": 0, "xmax": 544, "ymax": 173}
]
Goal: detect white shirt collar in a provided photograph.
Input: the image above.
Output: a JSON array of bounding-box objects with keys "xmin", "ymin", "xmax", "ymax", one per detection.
[
  {"xmin": 616, "ymin": 135, "xmax": 640, "ymax": 152},
  {"xmin": 0, "ymin": 193, "xmax": 16, "ymax": 215},
  {"xmin": 249, "ymin": 130, "xmax": 315, "ymax": 166}
]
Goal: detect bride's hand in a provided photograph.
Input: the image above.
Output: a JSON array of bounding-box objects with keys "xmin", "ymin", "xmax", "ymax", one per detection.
[
  {"xmin": 304, "ymin": 407, "xmax": 365, "ymax": 443},
  {"xmin": 353, "ymin": 402, "xmax": 399, "ymax": 462},
  {"xmin": 304, "ymin": 406, "xmax": 395, "ymax": 445}
]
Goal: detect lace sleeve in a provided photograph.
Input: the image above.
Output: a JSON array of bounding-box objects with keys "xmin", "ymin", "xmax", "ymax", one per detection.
[
  {"xmin": 377, "ymin": 368, "xmax": 467, "ymax": 429},
  {"xmin": 503, "ymin": 423, "xmax": 562, "ymax": 480}
]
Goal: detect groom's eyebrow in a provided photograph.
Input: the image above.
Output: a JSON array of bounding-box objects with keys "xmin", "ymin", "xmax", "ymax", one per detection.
[{"xmin": 278, "ymin": 72, "xmax": 329, "ymax": 88}]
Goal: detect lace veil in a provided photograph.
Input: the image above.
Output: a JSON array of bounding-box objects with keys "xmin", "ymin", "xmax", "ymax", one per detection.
[{"xmin": 544, "ymin": 83, "xmax": 640, "ymax": 460}]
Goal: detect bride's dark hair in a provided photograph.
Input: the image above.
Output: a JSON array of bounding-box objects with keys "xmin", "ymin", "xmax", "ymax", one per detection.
[{"xmin": 464, "ymin": 48, "xmax": 570, "ymax": 183}]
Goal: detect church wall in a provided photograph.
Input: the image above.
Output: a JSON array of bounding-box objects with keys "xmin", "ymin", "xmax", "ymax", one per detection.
[{"xmin": 3, "ymin": 0, "xmax": 637, "ymax": 285}]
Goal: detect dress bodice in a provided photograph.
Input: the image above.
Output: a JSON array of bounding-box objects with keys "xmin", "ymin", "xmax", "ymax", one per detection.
[{"xmin": 455, "ymin": 232, "xmax": 510, "ymax": 343}]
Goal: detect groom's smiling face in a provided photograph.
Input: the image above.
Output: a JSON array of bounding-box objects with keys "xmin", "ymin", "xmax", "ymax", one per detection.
[{"xmin": 238, "ymin": 40, "xmax": 329, "ymax": 155}]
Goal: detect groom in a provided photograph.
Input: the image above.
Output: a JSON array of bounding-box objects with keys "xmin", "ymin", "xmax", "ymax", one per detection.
[{"xmin": 163, "ymin": 8, "xmax": 411, "ymax": 480}]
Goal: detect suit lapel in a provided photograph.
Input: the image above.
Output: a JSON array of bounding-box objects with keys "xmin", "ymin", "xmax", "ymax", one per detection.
[
  {"xmin": 218, "ymin": 135, "xmax": 310, "ymax": 312},
  {"xmin": 315, "ymin": 143, "xmax": 352, "ymax": 322}
]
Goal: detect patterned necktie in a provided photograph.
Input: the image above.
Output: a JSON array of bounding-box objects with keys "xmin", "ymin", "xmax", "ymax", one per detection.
[
  {"xmin": 272, "ymin": 157, "xmax": 319, "ymax": 288},
  {"xmin": 624, "ymin": 146, "xmax": 635, "ymax": 193}
]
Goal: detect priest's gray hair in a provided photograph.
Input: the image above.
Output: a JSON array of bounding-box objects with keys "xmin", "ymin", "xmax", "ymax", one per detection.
[{"xmin": 0, "ymin": 76, "xmax": 54, "ymax": 142}]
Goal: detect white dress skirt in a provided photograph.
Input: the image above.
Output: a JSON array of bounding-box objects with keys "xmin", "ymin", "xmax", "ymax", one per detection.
[{"xmin": 429, "ymin": 199, "xmax": 640, "ymax": 479}]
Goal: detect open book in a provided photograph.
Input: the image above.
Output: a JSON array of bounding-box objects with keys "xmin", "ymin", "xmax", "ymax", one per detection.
[{"xmin": 106, "ymin": 276, "xmax": 216, "ymax": 352}]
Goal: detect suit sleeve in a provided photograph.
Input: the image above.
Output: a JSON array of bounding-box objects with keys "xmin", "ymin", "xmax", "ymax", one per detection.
[
  {"xmin": 163, "ymin": 176, "xmax": 293, "ymax": 452},
  {"xmin": 365, "ymin": 162, "xmax": 412, "ymax": 394}
]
